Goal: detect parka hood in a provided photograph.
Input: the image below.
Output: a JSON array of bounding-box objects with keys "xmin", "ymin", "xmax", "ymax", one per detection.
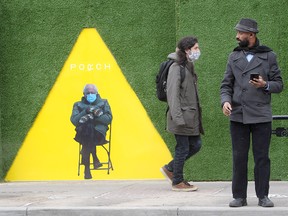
[{"xmin": 167, "ymin": 52, "xmax": 177, "ymax": 60}]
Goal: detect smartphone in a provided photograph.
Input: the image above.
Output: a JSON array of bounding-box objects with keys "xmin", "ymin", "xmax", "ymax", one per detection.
[{"xmin": 250, "ymin": 73, "xmax": 259, "ymax": 80}]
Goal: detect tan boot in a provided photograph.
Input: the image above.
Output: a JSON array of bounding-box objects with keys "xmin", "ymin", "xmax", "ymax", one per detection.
[{"xmin": 172, "ymin": 181, "xmax": 198, "ymax": 192}]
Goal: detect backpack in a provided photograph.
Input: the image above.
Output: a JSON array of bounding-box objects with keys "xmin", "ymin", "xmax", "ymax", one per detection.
[{"xmin": 156, "ymin": 59, "xmax": 185, "ymax": 102}]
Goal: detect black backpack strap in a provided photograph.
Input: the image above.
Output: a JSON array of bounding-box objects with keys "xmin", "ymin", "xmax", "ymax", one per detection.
[{"xmin": 179, "ymin": 64, "xmax": 186, "ymax": 86}]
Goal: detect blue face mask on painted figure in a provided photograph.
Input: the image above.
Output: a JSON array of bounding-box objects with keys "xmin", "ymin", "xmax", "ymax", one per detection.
[{"xmin": 86, "ymin": 93, "xmax": 97, "ymax": 103}]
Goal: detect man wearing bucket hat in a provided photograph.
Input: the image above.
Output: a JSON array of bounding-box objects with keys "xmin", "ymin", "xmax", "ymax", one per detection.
[{"xmin": 220, "ymin": 18, "xmax": 283, "ymax": 207}]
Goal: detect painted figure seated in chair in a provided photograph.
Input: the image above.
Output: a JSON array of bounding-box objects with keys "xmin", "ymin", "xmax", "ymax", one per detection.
[{"xmin": 70, "ymin": 84, "xmax": 112, "ymax": 179}]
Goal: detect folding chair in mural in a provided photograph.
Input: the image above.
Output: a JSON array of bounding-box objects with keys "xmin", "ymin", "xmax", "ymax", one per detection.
[{"xmin": 77, "ymin": 123, "xmax": 113, "ymax": 176}]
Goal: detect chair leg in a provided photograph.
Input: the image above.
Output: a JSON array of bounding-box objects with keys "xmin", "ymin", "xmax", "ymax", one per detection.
[
  {"xmin": 101, "ymin": 145, "xmax": 113, "ymax": 174},
  {"xmin": 107, "ymin": 123, "xmax": 113, "ymax": 174},
  {"xmin": 107, "ymin": 155, "xmax": 113, "ymax": 174},
  {"xmin": 78, "ymin": 144, "xmax": 81, "ymax": 176}
]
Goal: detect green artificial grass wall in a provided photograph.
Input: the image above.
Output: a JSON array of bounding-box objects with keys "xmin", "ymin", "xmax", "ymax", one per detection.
[
  {"xmin": 0, "ymin": 0, "xmax": 176, "ymax": 180},
  {"xmin": 176, "ymin": 0, "xmax": 288, "ymax": 181},
  {"xmin": 0, "ymin": 0, "xmax": 287, "ymax": 181},
  {"xmin": 0, "ymin": 0, "xmax": 89, "ymax": 180}
]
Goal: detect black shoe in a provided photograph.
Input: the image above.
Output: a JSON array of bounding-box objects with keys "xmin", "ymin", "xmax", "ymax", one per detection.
[
  {"xmin": 258, "ymin": 196, "xmax": 274, "ymax": 207},
  {"xmin": 93, "ymin": 161, "xmax": 103, "ymax": 169},
  {"xmin": 229, "ymin": 198, "xmax": 247, "ymax": 207},
  {"xmin": 84, "ymin": 170, "xmax": 92, "ymax": 179}
]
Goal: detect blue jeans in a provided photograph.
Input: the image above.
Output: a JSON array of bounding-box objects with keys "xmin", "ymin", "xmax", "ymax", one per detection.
[
  {"xmin": 230, "ymin": 121, "xmax": 271, "ymax": 199},
  {"xmin": 166, "ymin": 135, "xmax": 202, "ymax": 185}
]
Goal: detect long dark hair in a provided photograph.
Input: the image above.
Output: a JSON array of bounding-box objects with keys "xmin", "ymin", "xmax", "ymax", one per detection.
[{"xmin": 176, "ymin": 36, "xmax": 198, "ymax": 65}]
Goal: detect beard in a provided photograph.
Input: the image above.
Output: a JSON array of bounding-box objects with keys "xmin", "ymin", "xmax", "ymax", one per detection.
[{"xmin": 238, "ymin": 38, "xmax": 249, "ymax": 48}]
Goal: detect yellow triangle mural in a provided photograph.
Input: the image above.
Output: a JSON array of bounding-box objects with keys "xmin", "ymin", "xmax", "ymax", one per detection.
[{"xmin": 5, "ymin": 28, "xmax": 172, "ymax": 181}]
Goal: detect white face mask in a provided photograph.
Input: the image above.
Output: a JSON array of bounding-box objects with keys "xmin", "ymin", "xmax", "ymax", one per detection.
[{"xmin": 188, "ymin": 50, "xmax": 201, "ymax": 62}]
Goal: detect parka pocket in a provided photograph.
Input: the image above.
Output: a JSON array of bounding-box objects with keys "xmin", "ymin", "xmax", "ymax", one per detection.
[{"xmin": 181, "ymin": 106, "xmax": 198, "ymax": 128}]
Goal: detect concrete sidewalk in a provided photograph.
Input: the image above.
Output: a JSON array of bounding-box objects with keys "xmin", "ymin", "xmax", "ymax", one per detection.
[{"xmin": 0, "ymin": 180, "xmax": 287, "ymax": 216}]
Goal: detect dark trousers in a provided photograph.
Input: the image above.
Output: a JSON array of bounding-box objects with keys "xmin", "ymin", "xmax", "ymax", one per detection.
[
  {"xmin": 230, "ymin": 121, "xmax": 271, "ymax": 199},
  {"xmin": 81, "ymin": 144, "xmax": 99, "ymax": 166},
  {"xmin": 167, "ymin": 135, "xmax": 201, "ymax": 185},
  {"xmin": 81, "ymin": 131, "xmax": 105, "ymax": 167}
]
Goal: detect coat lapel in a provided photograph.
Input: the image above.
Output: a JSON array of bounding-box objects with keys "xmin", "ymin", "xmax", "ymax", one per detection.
[
  {"xmin": 233, "ymin": 51, "xmax": 267, "ymax": 74},
  {"xmin": 243, "ymin": 57, "xmax": 261, "ymax": 73},
  {"xmin": 233, "ymin": 52, "xmax": 248, "ymax": 72}
]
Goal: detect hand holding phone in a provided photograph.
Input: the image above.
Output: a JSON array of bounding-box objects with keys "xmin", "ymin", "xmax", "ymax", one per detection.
[
  {"xmin": 250, "ymin": 73, "xmax": 259, "ymax": 80},
  {"xmin": 249, "ymin": 73, "xmax": 267, "ymax": 88}
]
